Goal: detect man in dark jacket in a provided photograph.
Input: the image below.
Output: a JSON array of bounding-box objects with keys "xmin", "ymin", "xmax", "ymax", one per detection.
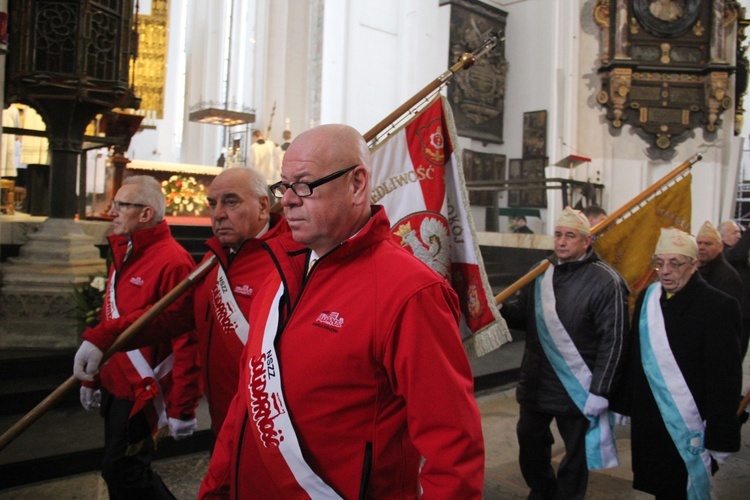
[
  {"xmin": 620, "ymin": 227, "xmax": 741, "ymax": 498},
  {"xmin": 696, "ymin": 220, "xmax": 743, "ymax": 314},
  {"xmin": 720, "ymin": 220, "xmax": 750, "ymax": 357},
  {"xmin": 500, "ymin": 206, "xmax": 629, "ymax": 500}
]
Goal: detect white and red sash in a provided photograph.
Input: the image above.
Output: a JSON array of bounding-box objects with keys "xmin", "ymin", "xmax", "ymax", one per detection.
[
  {"xmin": 244, "ymin": 278, "xmax": 342, "ymax": 498},
  {"xmin": 209, "ymin": 265, "xmax": 250, "ymax": 345},
  {"xmin": 107, "ymin": 270, "xmax": 172, "ymax": 427}
]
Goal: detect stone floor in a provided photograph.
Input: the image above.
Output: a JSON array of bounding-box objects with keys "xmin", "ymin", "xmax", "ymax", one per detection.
[
  {"xmin": 1, "ymin": 342, "xmax": 748, "ymax": 499},
  {"xmin": 2, "ymin": 386, "xmax": 749, "ymax": 499}
]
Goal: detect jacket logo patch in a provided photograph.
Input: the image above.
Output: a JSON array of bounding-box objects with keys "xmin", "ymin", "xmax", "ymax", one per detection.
[
  {"xmin": 248, "ymin": 352, "xmax": 285, "ymax": 448},
  {"xmin": 129, "ymin": 276, "xmax": 145, "ymax": 287},
  {"xmin": 313, "ymin": 311, "xmax": 345, "ymax": 332},
  {"xmin": 233, "ymin": 284, "xmax": 253, "ymax": 297}
]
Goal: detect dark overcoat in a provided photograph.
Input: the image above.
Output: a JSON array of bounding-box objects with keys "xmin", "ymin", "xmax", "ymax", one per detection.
[{"xmin": 623, "ymin": 272, "xmax": 742, "ymax": 497}]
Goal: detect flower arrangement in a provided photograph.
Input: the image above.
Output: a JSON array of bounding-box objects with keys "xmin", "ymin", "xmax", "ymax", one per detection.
[
  {"xmin": 72, "ymin": 274, "xmax": 107, "ymax": 328},
  {"xmin": 161, "ymin": 175, "xmax": 210, "ymax": 216}
]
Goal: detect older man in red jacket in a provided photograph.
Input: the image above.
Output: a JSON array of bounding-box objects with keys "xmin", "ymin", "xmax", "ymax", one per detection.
[
  {"xmin": 75, "ymin": 167, "xmax": 289, "ymax": 436},
  {"xmin": 74, "ymin": 175, "xmax": 202, "ymax": 499},
  {"xmin": 199, "ymin": 125, "xmax": 484, "ymax": 499}
]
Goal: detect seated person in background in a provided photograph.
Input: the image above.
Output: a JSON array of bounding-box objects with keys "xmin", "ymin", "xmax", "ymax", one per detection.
[{"xmin": 513, "ymin": 215, "xmax": 534, "ymax": 234}]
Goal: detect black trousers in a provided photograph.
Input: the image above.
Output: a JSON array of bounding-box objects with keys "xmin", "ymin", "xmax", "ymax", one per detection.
[
  {"xmin": 517, "ymin": 405, "xmax": 590, "ymax": 500},
  {"xmin": 100, "ymin": 389, "xmax": 176, "ymax": 500}
]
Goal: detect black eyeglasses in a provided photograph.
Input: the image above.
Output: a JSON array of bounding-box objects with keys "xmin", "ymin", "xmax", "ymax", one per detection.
[
  {"xmin": 112, "ymin": 200, "xmax": 146, "ymax": 212},
  {"xmin": 270, "ymin": 165, "xmax": 358, "ymax": 198}
]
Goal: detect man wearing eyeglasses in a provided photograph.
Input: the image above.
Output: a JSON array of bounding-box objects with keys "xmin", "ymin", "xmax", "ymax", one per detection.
[
  {"xmin": 199, "ymin": 124, "xmax": 485, "ymax": 498},
  {"xmin": 74, "ymin": 168, "xmax": 290, "ymax": 437},
  {"xmin": 617, "ymin": 227, "xmax": 741, "ymax": 498},
  {"xmin": 73, "ymin": 175, "xmax": 201, "ymax": 499},
  {"xmin": 499, "ymin": 206, "xmax": 629, "ymax": 500}
]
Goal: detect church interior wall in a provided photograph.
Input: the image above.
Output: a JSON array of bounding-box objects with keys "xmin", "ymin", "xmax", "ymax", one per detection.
[
  {"xmin": 574, "ymin": 0, "xmax": 749, "ymax": 231},
  {"xmin": 468, "ymin": 0, "xmax": 558, "ymax": 233},
  {"xmin": 116, "ymin": 0, "xmax": 750, "ymax": 234},
  {"xmin": 180, "ymin": 0, "xmax": 228, "ymax": 166}
]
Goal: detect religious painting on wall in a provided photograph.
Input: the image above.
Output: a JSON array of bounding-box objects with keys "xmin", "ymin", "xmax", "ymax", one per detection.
[
  {"xmin": 522, "ymin": 110, "xmax": 547, "ymax": 158},
  {"xmin": 507, "ymin": 158, "xmax": 522, "ymax": 207},
  {"xmin": 519, "ymin": 157, "xmax": 548, "ymax": 208},
  {"xmin": 441, "ymin": 0, "xmax": 508, "ymax": 145},
  {"xmin": 462, "ymin": 149, "xmax": 505, "ymax": 206},
  {"xmin": 508, "ymin": 157, "xmax": 548, "ymax": 208}
]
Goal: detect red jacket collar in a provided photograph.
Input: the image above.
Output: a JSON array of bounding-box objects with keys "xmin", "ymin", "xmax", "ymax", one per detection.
[
  {"xmin": 267, "ymin": 205, "xmax": 391, "ymax": 262},
  {"xmin": 108, "ymin": 220, "xmax": 172, "ymax": 267},
  {"xmin": 206, "ymin": 212, "xmax": 290, "ymax": 268}
]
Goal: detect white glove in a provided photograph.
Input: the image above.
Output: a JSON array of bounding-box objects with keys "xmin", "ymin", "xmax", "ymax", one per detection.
[
  {"xmin": 80, "ymin": 387, "xmax": 101, "ymax": 411},
  {"xmin": 583, "ymin": 394, "xmax": 609, "ymax": 417},
  {"xmin": 613, "ymin": 412, "xmax": 629, "ymax": 427},
  {"xmin": 168, "ymin": 417, "xmax": 197, "ymax": 440},
  {"xmin": 708, "ymin": 450, "xmax": 732, "ymax": 465},
  {"xmin": 73, "ymin": 340, "xmax": 104, "ymax": 382}
]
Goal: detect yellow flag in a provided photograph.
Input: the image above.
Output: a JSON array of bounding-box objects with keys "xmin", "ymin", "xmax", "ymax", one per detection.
[{"xmin": 594, "ymin": 174, "xmax": 692, "ymax": 313}]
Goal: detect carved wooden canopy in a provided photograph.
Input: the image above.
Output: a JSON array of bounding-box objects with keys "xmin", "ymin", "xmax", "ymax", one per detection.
[{"xmin": 594, "ymin": 0, "xmax": 742, "ymax": 149}]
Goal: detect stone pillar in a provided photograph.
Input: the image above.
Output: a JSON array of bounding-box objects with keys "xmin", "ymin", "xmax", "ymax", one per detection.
[
  {"xmin": 614, "ymin": 0, "xmax": 629, "ymax": 59},
  {"xmin": 711, "ymin": 0, "xmax": 726, "ymax": 63},
  {"xmin": 0, "ymin": 219, "xmax": 107, "ymax": 348}
]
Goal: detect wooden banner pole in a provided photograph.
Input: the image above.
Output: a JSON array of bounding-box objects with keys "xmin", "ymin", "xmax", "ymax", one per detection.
[
  {"xmin": 494, "ymin": 153, "xmax": 702, "ymax": 305},
  {"xmin": 0, "ymin": 256, "xmax": 218, "ymax": 452}
]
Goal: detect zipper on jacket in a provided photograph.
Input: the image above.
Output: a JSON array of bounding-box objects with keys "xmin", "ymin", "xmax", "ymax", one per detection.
[
  {"xmin": 234, "ymin": 412, "xmax": 249, "ymax": 499},
  {"xmin": 358, "ymin": 441, "xmax": 373, "ymax": 500},
  {"xmin": 204, "ymin": 306, "xmax": 214, "ymax": 400}
]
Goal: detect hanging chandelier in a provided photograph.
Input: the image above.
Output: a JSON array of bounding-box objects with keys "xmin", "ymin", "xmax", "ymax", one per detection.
[
  {"xmin": 188, "ymin": 0, "xmax": 254, "ymax": 127},
  {"xmin": 188, "ymin": 101, "xmax": 255, "ymax": 126}
]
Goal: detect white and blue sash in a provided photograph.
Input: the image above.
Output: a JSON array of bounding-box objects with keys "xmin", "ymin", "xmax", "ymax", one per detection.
[
  {"xmin": 640, "ymin": 282, "xmax": 711, "ymax": 499},
  {"xmin": 534, "ymin": 267, "xmax": 619, "ymax": 470}
]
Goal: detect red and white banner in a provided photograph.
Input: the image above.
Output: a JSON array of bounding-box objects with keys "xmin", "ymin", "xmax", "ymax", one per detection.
[{"xmin": 370, "ymin": 96, "xmax": 510, "ymax": 357}]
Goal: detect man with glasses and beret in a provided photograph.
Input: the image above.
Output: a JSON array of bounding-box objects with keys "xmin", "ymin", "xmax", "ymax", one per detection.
[
  {"xmin": 616, "ymin": 227, "xmax": 742, "ymax": 499},
  {"xmin": 500, "ymin": 206, "xmax": 629, "ymax": 500},
  {"xmin": 199, "ymin": 124, "xmax": 485, "ymax": 498},
  {"xmin": 72, "ymin": 175, "xmax": 201, "ymax": 499}
]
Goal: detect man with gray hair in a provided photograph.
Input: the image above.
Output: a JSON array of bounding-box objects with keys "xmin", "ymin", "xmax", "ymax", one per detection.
[
  {"xmin": 73, "ymin": 175, "xmax": 202, "ymax": 499},
  {"xmin": 617, "ymin": 227, "xmax": 741, "ymax": 498},
  {"xmin": 74, "ymin": 168, "xmax": 290, "ymax": 436},
  {"xmin": 500, "ymin": 206, "xmax": 629, "ymax": 499},
  {"xmin": 720, "ymin": 219, "xmax": 750, "ymax": 357},
  {"xmin": 200, "ymin": 124, "xmax": 484, "ymax": 498},
  {"xmin": 695, "ymin": 220, "xmax": 743, "ymax": 315}
]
